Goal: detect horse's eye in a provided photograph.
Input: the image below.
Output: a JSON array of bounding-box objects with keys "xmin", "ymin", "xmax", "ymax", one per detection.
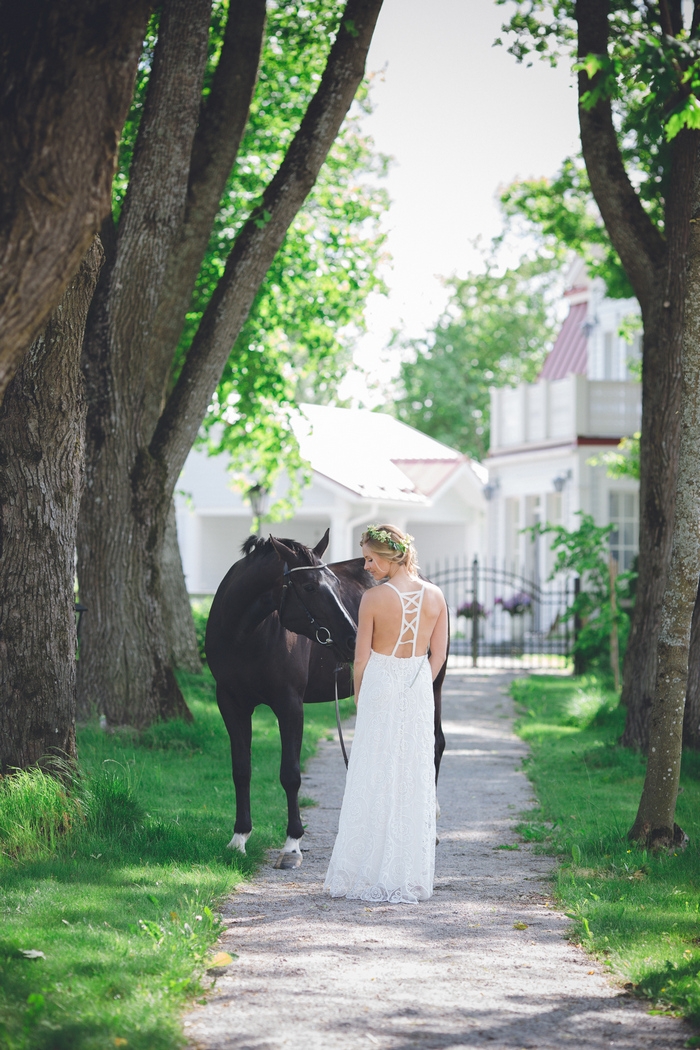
[{"xmin": 303, "ymin": 583, "xmax": 315, "ymax": 593}]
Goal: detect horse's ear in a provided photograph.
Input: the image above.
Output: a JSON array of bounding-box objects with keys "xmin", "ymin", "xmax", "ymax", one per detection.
[
  {"xmin": 313, "ymin": 528, "xmax": 330, "ymax": 558},
  {"xmin": 270, "ymin": 536, "xmax": 297, "ymax": 564}
]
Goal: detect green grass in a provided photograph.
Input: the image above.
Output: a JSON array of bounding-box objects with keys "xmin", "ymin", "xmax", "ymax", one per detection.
[
  {"xmin": 0, "ymin": 671, "xmax": 353, "ymax": 1050},
  {"xmin": 512, "ymin": 673, "xmax": 700, "ymax": 1028}
]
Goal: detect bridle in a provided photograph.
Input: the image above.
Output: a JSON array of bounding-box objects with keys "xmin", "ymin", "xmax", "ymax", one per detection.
[
  {"xmin": 277, "ymin": 559, "xmax": 353, "ymax": 771},
  {"xmin": 277, "ymin": 562, "xmax": 336, "ymax": 647}
]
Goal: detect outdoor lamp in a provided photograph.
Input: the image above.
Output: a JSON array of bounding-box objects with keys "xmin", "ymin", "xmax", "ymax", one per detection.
[
  {"xmin": 482, "ymin": 478, "xmax": 499, "ymax": 501},
  {"xmin": 552, "ymin": 470, "xmax": 572, "ymax": 493},
  {"xmin": 248, "ymin": 484, "xmax": 268, "ymax": 534}
]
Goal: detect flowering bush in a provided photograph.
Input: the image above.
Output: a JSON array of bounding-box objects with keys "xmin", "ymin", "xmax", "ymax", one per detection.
[
  {"xmin": 495, "ymin": 592, "xmax": 532, "ymax": 616},
  {"xmin": 457, "ymin": 601, "xmax": 487, "ymax": 619}
]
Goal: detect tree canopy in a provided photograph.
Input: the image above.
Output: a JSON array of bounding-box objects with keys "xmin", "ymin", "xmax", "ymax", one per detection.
[
  {"xmin": 497, "ymin": 0, "xmax": 700, "ymax": 301},
  {"xmin": 394, "ymin": 255, "xmax": 560, "ymax": 461},
  {"xmin": 117, "ymin": 1, "xmax": 389, "ymax": 514}
]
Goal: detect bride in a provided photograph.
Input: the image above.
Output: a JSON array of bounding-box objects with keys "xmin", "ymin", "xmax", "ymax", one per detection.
[{"xmin": 324, "ymin": 524, "xmax": 448, "ymax": 904}]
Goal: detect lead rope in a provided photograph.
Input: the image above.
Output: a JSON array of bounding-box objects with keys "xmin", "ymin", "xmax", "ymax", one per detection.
[{"xmin": 334, "ymin": 664, "xmax": 350, "ymax": 770}]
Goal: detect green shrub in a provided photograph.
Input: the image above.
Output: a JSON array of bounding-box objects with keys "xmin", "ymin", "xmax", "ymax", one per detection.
[
  {"xmin": 528, "ymin": 513, "xmax": 634, "ymax": 682},
  {"xmin": 190, "ymin": 597, "xmax": 213, "ymax": 663},
  {"xmin": 0, "ymin": 768, "xmax": 79, "ymax": 860},
  {"xmin": 80, "ymin": 765, "xmax": 145, "ymax": 838}
]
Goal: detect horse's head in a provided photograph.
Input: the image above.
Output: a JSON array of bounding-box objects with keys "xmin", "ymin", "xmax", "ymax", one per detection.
[{"xmin": 270, "ymin": 529, "xmax": 357, "ymax": 663}]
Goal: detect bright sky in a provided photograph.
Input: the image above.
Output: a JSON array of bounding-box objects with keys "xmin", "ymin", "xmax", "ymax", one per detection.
[{"xmin": 339, "ymin": 0, "xmax": 581, "ymax": 405}]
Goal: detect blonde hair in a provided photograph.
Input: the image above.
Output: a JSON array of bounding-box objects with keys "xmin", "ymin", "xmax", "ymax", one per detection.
[{"xmin": 360, "ymin": 523, "xmax": 419, "ymax": 576}]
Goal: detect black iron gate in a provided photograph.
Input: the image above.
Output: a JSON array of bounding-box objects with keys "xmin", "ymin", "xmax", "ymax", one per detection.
[{"xmin": 425, "ymin": 556, "xmax": 575, "ymax": 670}]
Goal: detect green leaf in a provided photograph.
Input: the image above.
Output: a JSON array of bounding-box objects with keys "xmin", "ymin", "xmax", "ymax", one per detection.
[{"xmin": 666, "ymin": 95, "xmax": 700, "ymax": 141}]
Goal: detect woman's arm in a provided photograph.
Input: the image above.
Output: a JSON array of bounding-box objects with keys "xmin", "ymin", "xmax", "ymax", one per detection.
[
  {"xmin": 352, "ymin": 591, "xmax": 374, "ymax": 704},
  {"xmin": 428, "ymin": 594, "xmax": 448, "ymax": 681}
]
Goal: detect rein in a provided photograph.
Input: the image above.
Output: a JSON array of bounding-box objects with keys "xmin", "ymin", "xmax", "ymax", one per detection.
[
  {"xmin": 334, "ymin": 664, "xmax": 350, "ymax": 770},
  {"xmin": 278, "ymin": 561, "xmax": 352, "ymax": 770}
]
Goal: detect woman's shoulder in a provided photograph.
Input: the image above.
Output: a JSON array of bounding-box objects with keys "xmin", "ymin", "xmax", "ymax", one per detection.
[
  {"xmin": 419, "ymin": 579, "xmax": 447, "ymax": 608},
  {"xmin": 359, "ymin": 584, "xmax": 389, "ymax": 608}
]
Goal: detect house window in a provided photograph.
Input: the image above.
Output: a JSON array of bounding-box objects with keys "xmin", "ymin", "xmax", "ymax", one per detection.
[{"xmin": 609, "ymin": 491, "xmax": 638, "ymax": 571}]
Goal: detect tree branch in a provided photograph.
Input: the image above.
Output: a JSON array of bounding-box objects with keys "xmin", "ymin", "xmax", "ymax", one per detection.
[
  {"xmin": 577, "ymin": 0, "xmax": 665, "ymax": 311},
  {"xmin": 691, "ymin": 0, "xmax": 700, "ymax": 37},
  {"xmin": 0, "ymin": 0, "xmax": 151, "ymax": 404},
  {"xmin": 105, "ymin": 0, "xmax": 212, "ymax": 423},
  {"xmin": 143, "ymin": 0, "xmax": 266, "ymax": 433},
  {"xmin": 151, "ymin": 0, "xmax": 385, "ymax": 490}
]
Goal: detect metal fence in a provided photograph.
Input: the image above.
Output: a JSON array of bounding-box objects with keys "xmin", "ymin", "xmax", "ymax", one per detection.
[{"xmin": 424, "ymin": 556, "xmax": 575, "ymax": 671}]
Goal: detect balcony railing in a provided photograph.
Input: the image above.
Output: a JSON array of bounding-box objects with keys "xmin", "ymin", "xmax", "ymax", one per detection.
[{"xmin": 490, "ymin": 375, "xmax": 641, "ymax": 453}]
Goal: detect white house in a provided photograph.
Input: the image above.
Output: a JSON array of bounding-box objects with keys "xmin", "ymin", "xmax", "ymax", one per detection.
[
  {"xmin": 176, "ymin": 404, "xmax": 488, "ymax": 595},
  {"xmin": 487, "ymin": 258, "xmax": 641, "ymax": 579}
]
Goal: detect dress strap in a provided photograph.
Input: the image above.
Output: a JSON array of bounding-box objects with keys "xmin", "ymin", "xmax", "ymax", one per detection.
[{"xmin": 387, "ymin": 583, "xmax": 425, "ymax": 657}]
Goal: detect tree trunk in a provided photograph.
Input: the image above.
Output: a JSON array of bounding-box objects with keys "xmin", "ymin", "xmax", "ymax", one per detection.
[
  {"xmin": 629, "ymin": 133, "xmax": 700, "ymax": 848},
  {"xmin": 0, "ymin": 240, "xmax": 102, "ymax": 772},
  {"xmin": 78, "ymin": 0, "xmax": 384, "ymax": 727},
  {"xmin": 0, "ymin": 0, "xmax": 150, "ymax": 403},
  {"xmin": 162, "ymin": 498, "xmax": 202, "ymax": 673},
  {"xmin": 682, "ymin": 578, "xmax": 700, "ymax": 748},
  {"xmin": 77, "ymin": 0, "xmax": 214, "ymax": 727},
  {"xmin": 620, "ymin": 299, "xmax": 682, "ymax": 748},
  {"xmin": 76, "ymin": 453, "xmax": 191, "ymax": 726},
  {"xmin": 575, "ymin": 2, "xmax": 696, "ymax": 750},
  {"xmin": 619, "ymin": 131, "xmax": 698, "ymax": 748}
]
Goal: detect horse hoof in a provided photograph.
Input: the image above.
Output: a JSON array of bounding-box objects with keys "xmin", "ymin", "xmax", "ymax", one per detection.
[
  {"xmin": 436, "ymin": 835, "xmax": 440, "ymax": 846},
  {"xmin": 274, "ymin": 851, "xmax": 302, "ymax": 869},
  {"xmin": 227, "ymin": 831, "xmax": 251, "ymax": 854}
]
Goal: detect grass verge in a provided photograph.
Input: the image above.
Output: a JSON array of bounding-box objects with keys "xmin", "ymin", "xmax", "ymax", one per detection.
[
  {"xmin": 0, "ymin": 670, "xmax": 353, "ymax": 1050},
  {"xmin": 511, "ymin": 673, "xmax": 700, "ymax": 1031}
]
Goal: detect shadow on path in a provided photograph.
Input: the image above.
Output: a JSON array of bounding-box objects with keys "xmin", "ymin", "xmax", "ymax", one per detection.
[{"xmin": 184, "ymin": 673, "xmax": 690, "ymax": 1050}]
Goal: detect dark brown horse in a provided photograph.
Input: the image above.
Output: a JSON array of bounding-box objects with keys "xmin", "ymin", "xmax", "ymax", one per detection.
[{"xmin": 206, "ymin": 528, "xmax": 447, "ymax": 866}]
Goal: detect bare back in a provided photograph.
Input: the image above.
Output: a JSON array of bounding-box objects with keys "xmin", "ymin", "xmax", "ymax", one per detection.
[{"xmin": 360, "ymin": 579, "xmax": 447, "ymax": 660}]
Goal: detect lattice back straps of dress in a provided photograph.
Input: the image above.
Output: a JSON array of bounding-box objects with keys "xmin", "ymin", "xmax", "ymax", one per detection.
[{"xmin": 385, "ymin": 583, "xmax": 425, "ymax": 656}]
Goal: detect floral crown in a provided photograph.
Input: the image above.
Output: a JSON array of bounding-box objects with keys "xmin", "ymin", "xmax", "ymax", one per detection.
[{"xmin": 365, "ymin": 524, "xmax": 414, "ymax": 555}]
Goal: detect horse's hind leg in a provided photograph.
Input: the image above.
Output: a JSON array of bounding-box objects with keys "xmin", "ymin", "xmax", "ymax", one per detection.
[
  {"xmin": 433, "ymin": 669, "xmax": 447, "ymax": 822},
  {"xmin": 217, "ymin": 687, "xmax": 253, "ymax": 853},
  {"xmin": 274, "ymin": 694, "xmax": 305, "ymax": 867}
]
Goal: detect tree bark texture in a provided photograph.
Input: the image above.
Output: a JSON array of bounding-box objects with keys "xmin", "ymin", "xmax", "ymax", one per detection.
[
  {"xmin": 0, "ymin": 0, "xmax": 151, "ymax": 404},
  {"xmin": 145, "ymin": 0, "xmax": 266, "ymax": 431},
  {"xmin": 162, "ymin": 499, "xmax": 202, "ymax": 673},
  {"xmin": 77, "ymin": 0, "xmax": 384, "ymax": 727},
  {"xmin": 619, "ymin": 133, "xmax": 698, "ymax": 749},
  {"xmin": 0, "ymin": 240, "xmax": 102, "ymax": 773},
  {"xmin": 576, "ymin": 0, "xmax": 696, "ymax": 749},
  {"xmin": 629, "ymin": 133, "xmax": 700, "ymax": 847},
  {"xmin": 78, "ymin": 0, "xmax": 213, "ymax": 727}
]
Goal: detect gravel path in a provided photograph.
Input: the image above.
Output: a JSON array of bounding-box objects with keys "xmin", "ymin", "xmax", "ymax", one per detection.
[{"xmin": 185, "ymin": 671, "xmax": 691, "ymax": 1049}]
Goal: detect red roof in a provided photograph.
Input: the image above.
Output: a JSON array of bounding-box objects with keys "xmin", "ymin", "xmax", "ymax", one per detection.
[{"xmin": 539, "ymin": 301, "xmax": 588, "ymax": 380}]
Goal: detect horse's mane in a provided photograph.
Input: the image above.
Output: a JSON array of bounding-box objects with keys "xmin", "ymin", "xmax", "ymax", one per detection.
[{"xmin": 240, "ymin": 534, "xmax": 314, "ymax": 561}]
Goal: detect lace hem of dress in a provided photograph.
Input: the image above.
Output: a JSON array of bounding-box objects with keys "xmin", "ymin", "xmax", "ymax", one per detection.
[{"xmin": 325, "ymin": 873, "xmax": 432, "ymax": 904}]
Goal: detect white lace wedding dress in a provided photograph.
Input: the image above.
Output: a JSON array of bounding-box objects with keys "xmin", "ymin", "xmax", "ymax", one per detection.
[{"xmin": 324, "ymin": 584, "xmax": 436, "ymax": 904}]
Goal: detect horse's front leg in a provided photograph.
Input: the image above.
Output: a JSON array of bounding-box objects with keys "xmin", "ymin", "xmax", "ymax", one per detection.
[
  {"xmin": 273, "ymin": 692, "xmax": 305, "ymax": 869},
  {"xmin": 217, "ymin": 686, "xmax": 254, "ymax": 854}
]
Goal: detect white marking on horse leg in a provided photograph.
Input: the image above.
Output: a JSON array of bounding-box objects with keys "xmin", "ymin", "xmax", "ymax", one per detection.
[
  {"xmin": 227, "ymin": 831, "xmax": 251, "ymax": 854},
  {"xmin": 282, "ymin": 836, "xmax": 302, "ymax": 854},
  {"xmin": 436, "ymin": 798, "xmax": 441, "ymax": 820}
]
